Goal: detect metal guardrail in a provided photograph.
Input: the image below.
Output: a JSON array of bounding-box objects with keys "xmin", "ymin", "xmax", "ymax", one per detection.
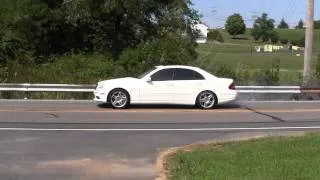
[
  {"xmin": 235, "ymin": 86, "xmax": 301, "ymax": 93},
  {"xmin": 0, "ymin": 83, "xmax": 319, "ymax": 94},
  {"xmin": 0, "ymin": 83, "xmax": 95, "ymax": 92}
]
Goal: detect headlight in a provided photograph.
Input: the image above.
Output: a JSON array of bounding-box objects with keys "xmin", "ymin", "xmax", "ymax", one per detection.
[{"xmin": 96, "ymin": 82, "xmax": 104, "ymax": 89}]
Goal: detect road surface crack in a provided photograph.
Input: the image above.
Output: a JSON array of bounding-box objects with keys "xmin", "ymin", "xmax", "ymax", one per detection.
[
  {"xmin": 243, "ymin": 106, "xmax": 286, "ymax": 122},
  {"xmin": 44, "ymin": 113, "xmax": 59, "ymax": 119}
]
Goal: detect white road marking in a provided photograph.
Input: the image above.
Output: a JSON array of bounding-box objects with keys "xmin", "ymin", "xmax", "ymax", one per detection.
[
  {"xmin": 0, "ymin": 126, "xmax": 320, "ymax": 131},
  {"xmin": 1, "ymin": 99, "xmax": 320, "ymax": 103}
]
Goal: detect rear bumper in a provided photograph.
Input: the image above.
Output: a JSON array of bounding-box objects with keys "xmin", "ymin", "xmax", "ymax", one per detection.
[{"xmin": 219, "ymin": 91, "xmax": 238, "ymax": 104}]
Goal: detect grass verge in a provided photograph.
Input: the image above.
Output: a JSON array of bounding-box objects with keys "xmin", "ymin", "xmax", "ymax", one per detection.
[{"xmin": 164, "ymin": 133, "xmax": 320, "ymax": 180}]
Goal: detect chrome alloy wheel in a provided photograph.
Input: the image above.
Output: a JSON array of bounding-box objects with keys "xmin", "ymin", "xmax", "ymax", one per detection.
[
  {"xmin": 110, "ymin": 90, "xmax": 128, "ymax": 108},
  {"xmin": 198, "ymin": 91, "xmax": 216, "ymax": 109}
]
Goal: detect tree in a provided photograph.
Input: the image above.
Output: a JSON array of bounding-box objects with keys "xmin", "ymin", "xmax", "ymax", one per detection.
[
  {"xmin": 295, "ymin": 19, "xmax": 304, "ymax": 29},
  {"xmin": 0, "ymin": 0, "xmax": 201, "ymax": 83},
  {"xmin": 225, "ymin": 13, "xmax": 246, "ymax": 37},
  {"xmin": 270, "ymin": 31, "xmax": 279, "ymax": 43},
  {"xmin": 62, "ymin": 0, "xmax": 200, "ymax": 58},
  {"xmin": 251, "ymin": 13, "xmax": 276, "ymax": 42},
  {"xmin": 278, "ymin": 18, "xmax": 289, "ymax": 29},
  {"xmin": 0, "ymin": 0, "xmax": 200, "ymax": 60}
]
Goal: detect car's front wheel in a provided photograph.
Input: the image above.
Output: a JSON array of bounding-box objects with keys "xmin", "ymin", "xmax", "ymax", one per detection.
[
  {"xmin": 108, "ymin": 89, "xmax": 130, "ymax": 109},
  {"xmin": 196, "ymin": 91, "xmax": 217, "ymax": 109}
]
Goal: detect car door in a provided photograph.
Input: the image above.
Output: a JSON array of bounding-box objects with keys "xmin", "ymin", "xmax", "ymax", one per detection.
[
  {"xmin": 171, "ymin": 68, "xmax": 205, "ymax": 103},
  {"xmin": 140, "ymin": 68, "xmax": 175, "ymax": 103}
]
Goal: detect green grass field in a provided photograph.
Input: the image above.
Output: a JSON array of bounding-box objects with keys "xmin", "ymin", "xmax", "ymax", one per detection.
[
  {"xmin": 196, "ymin": 44, "xmax": 312, "ymax": 70},
  {"xmin": 167, "ymin": 133, "xmax": 320, "ymax": 180},
  {"xmin": 213, "ymin": 28, "xmax": 320, "ymax": 49},
  {"xmin": 196, "ymin": 29, "xmax": 320, "ymax": 84},
  {"xmin": 276, "ymin": 29, "xmax": 320, "ymax": 50}
]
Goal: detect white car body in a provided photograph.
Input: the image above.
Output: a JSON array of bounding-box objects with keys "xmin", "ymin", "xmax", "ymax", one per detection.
[{"xmin": 93, "ymin": 65, "xmax": 237, "ymax": 107}]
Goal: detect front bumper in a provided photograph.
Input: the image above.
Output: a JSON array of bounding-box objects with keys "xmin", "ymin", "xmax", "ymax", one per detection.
[{"xmin": 93, "ymin": 90, "xmax": 107, "ymax": 103}]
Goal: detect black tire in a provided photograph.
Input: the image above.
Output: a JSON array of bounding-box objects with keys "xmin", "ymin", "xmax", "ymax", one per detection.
[
  {"xmin": 196, "ymin": 90, "xmax": 217, "ymax": 109},
  {"xmin": 108, "ymin": 88, "xmax": 130, "ymax": 109}
]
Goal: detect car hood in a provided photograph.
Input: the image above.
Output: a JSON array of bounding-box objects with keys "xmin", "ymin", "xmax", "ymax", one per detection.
[{"xmin": 98, "ymin": 77, "xmax": 139, "ymax": 85}]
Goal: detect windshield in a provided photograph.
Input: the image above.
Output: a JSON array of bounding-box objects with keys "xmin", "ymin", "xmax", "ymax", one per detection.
[{"xmin": 136, "ymin": 67, "xmax": 157, "ymax": 79}]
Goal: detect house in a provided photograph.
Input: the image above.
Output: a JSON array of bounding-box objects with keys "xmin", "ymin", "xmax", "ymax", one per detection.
[
  {"xmin": 264, "ymin": 44, "xmax": 273, "ymax": 52},
  {"xmin": 291, "ymin": 45, "xmax": 304, "ymax": 51},
  {"xmin": 193, "ymin": 23, "xmax": 209, "ymax": 43},
  {"xmin": 255, "ymin": 44, "xmax": 284, "ymax": 53}
]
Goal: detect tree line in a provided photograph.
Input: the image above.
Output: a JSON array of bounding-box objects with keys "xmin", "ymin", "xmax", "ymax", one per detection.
[
  {"xmin": 0, "ymin": 0, "xmax": 201, "ymax": 84},
  {"xmin": 220, "ymin": 13, "xmax": 320, "ymax": 44}
]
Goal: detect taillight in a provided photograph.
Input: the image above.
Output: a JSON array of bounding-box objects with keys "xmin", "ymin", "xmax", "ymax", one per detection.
[{"xmin": 228, "ymin": 83, "xmax": 235, "ymax": 90}]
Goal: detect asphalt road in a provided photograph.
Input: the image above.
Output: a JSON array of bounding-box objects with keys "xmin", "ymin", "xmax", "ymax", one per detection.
[{"xmin": 1, "ymin": 100, "xmax": 320, "ymax": 180}]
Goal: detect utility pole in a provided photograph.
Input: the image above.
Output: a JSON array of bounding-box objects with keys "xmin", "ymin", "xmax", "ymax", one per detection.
[{"xmin": 303, "ymin": 0, "xmax": 314, "ymax": 86}]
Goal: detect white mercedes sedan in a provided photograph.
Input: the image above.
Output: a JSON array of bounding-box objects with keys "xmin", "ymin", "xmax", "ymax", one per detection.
[{"xmin": 93, "ymin": 65, "xmax": 237, "ymax": 109}]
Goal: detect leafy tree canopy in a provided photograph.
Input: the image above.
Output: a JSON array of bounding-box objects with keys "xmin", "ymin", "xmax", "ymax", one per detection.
[
  {"xmin": 278, "ymin": 18, "xmax": 289, "ymax": 29},
  {"xmin": 0, "ymin": 0, "xmax": 200, "ymax": 62},
  {"xmin": 251, "ymin": 13, "xmax": 276, "ymax": 42},
  {"xmin": 295, "ymin": 19, "xmax": 304, "ymax": 29},
  {"xmin": 225, "ymin": 13, "xmax": 246, "ymax": 37}
]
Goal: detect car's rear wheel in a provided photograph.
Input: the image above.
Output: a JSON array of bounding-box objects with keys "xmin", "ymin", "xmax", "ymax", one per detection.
[
  {"xmin": 108, "ymin": 89, "xmax": 130, "ymax": 109},
  {"xmin": 196, "ymin": 91, "xmax": 217, "ymax": 109}
]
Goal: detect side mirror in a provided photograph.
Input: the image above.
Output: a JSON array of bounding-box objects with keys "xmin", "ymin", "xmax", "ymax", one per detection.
[{"xmin": 145, "ymin": 77, "xmax": 152, "ymax": 82}]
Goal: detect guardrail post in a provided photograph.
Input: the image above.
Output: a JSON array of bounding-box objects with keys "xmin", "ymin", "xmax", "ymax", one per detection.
[{"xmin": 23, "ymin": 83, "xmax": 30, "ymax": 99}]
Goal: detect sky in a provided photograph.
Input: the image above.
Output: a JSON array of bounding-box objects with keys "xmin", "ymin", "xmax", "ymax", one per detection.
[{"xmin": 192, "ymin": 0, "xmax": 320, "ymax": 28}]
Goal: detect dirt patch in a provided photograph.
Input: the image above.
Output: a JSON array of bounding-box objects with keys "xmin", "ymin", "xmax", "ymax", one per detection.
[{"xmin": 36, "ymin": 157, "xmax": 156, "ymax": 180}]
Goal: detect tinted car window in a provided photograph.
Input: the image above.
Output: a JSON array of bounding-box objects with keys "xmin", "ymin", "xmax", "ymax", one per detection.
[
  {"xmin": 194, "ymin": 71, "xmax": 205, "ymax": 80},
  {"xmin": 173, "ymin": 68, "xmax": 205, "ymax": 80},
  {"xmin": 151, "ymin": 69, "xmax": 173, "ymax": 81}
]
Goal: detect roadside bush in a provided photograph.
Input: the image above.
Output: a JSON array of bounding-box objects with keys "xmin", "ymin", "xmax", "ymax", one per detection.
[
  {"xmin": 298, "ymin": 37, "xmax": 305, "ymax": 47},
  {"xmin": 255, "ymin": 57, "xmax": 280, "ymax": 85},
  {"xmin": 213, "ymin": 64, "xmax": 235, "ymax": 79},
  {"xmin": 315, "ymin": 54, "xmax": 320, "ymax": 83},
  {"xmin": 207, "ymin": 30, "xmax": 224, "ymax": 42},
  {"xmin": 216, "ymin": 33, "xmax": 224, "ymax": 42},
  {"xmin": 31, "ymin": 53, "xmax": 119, "ymax": 84},
  {"xmin": 280, "ymin": 38, "xmax": 289, "ymax": 45},
  {"xmin": 234, "ymin": 63, "xmax": 251, "ymax": 85},
  {"xmin": 0, "ymin": 67, "xmax": 8, "ymax": 83},
  {"xmin": 1, "ymin": 53, "xmax": 120, "ymax": 99},
  {"xmin": 290, "ymin": 39, "xmax": 299, "ymax": 46},
  {"xmin": 279, "ymin": 72, "xmax": 302, "ymax": 86},
  {"xmin": 290, "ymin": 37, "xmax": 305, "ymax": 47}
]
